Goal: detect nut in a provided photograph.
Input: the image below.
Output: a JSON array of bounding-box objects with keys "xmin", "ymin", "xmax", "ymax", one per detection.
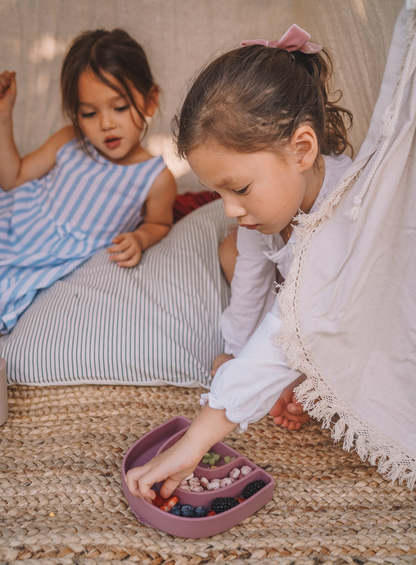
[
  {"xmin": 199, "ymin": 477, "xmax": 209, "ymax": 488},
  {"xmin": 189, "ymin": 485, "xmax": 204, "ymax": 492},
  {"xmin": 240, "ymin": 466, "xmax": 252, "ymax": 476},
  {"xmin": 207, "ymin": 482, "xmax": 221, "ymax": 491},
  {"xmin": 229, "ymin": 468, "xmax": 241, "ymax": 480},
  {"xmin": 220, "ymin": 477, "xmax": 234, "ymax": 488}
]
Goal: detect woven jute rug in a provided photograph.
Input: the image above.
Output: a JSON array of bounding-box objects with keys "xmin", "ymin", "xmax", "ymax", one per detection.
[{"xmin": 0, "ymin": 385, "xmax": 415, "ymax": 565}]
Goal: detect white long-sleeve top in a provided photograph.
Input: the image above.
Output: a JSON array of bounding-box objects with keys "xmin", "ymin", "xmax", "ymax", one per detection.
[{"xmin": 201, "ymin": 153, "xmax": 352, "ymax": 431}]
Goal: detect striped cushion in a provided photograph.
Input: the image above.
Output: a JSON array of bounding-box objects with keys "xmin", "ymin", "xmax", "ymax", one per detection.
[{"xmin": 0, "ymin": 200, "xmax": 234, "ymax": 387}]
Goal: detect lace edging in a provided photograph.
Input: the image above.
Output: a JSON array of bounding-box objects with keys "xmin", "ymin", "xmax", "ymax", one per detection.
[{"xmin": 276, "ymin": 170, "xmax": 416, "ymax": 491}]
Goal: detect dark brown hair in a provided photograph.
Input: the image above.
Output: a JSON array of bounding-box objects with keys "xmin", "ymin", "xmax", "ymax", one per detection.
[
  {"xmin": 174, "ymin": 44, "xmax": 353, "ymax": 158},
  {"xmin": 61, "ymin": 29, "xmax": 157, "ymax": 145}
]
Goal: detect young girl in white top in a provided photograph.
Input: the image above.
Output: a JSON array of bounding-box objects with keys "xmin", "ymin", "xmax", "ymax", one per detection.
[
  {"xmin": 126, "ymin": 25, "xmax": 353, "ymax": 500},
  {"xmin": 0, "ymin": 29, "xmax": 176, "ymax": 333}
]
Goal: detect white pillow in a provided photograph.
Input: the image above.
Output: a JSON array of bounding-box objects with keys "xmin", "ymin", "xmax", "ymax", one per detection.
[{"xmin": 0, "ymin": 200, "xmax": 233, "ymax": 387}]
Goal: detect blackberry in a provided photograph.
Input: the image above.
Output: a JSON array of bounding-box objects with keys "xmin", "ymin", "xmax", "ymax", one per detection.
[
  {"xmin": 181, "ymin": 504, "xmax": 195, "ymax": 517},
  {"xmin": 243, "ymin": 480, "xmax": 265, "ymax": 499},
  {"xmin": 211, "ymin": 497, "xmax": 240, "ymax": 514},
  {"xmin": 170, "ymin": 503, "xmax": 182, "ymax": 516},
  {"xmin": 195, "ymin": 505, "xmax": 208, "ymax": 517}
]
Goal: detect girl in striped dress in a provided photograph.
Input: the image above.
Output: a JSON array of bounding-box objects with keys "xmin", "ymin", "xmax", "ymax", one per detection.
[{"xmin": 0, "ymin": 29, "xmax": 177, "ymax": 334}]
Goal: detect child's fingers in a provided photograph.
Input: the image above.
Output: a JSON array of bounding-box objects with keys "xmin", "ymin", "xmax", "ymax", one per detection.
[
  {"xmin": 109, "ymin": 247, "xmax": 139, "ymax": 265},
  {"xmin": 108, "ymin": 249, "xmax": 131, "ymax": 262},
  {"xmin": 0, "ymin": 71, "xmax": 16, "ymax": 100},
  {"xmin": 8, "ymin": 72, "xmax": 16, "ymax": 96},
  {"xmin": 117, "ymin": 253, "xmax": 141, "ymax": 268},
  {"xmin": 0, "ymin": 74, "xmax": 10, "ymax": 99},
  {"xmin": 125, "ymin": 469, "xmax": 156, "ymax": 500},
  {"xmin": 107, "ymin": 239, "xmax": 130, "ymax": 254},
  {"xmin": 112, "ymin": 233, "xmax": 127, "ymax": 244},
  {"xmin": 159, "ymin": 478, "xmax": 181, "ymax": 499}
]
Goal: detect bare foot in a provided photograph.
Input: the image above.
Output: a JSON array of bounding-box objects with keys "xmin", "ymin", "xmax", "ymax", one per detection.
[
  {"xmin": 211, "ymin": 353, "xmax": 235, "ymax": 377},
  {"xmin": 268, "ymin": 374, "xmax": 310, "ymax": 430}
]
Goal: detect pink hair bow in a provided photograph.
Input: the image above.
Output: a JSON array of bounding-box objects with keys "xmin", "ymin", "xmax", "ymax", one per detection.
[{"xmin": 241, "ymin": 24, "xmax": 322, "ymax": 54}]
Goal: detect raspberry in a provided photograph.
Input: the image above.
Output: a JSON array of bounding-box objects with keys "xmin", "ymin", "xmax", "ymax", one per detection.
[
  {"xmin": 243, "ymin": 480, "xmax": 265, "ymax": 499},
  {"xmin": 211, "ymin": 497, "xmax": 240, "ymax": 514}
]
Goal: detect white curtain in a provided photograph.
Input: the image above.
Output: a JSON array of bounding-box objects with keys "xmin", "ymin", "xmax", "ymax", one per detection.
[
  {"xmin": 279, "ymin": 2, "xmax": 416, "ymax": 488},
  {"xmin": 0, "ymin": 0, "xmax": 402, "ymax": 192}
]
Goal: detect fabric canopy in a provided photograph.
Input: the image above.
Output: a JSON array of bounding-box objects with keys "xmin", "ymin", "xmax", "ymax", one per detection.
[
  {"xmin": 279, "ymin": 1, "xmax": 416, "ymax": 489},
  {"xmin": 0, "ymin": 0, "xmax": 403, "ymax": 192}
]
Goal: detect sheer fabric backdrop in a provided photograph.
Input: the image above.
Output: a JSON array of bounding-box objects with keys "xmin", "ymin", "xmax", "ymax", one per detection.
[{"xmin": 0, "ymin": 0, "xmax": 402, "ymax": 191}]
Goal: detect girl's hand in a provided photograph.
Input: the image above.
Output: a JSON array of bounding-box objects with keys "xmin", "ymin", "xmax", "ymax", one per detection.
[
  {"xmin": 126, "ymin": 406, "xmax": 238, "ymax": 501},
  {"xmin": 0, "ymin": 71, "xmax": 17, "ymax": 116},
  {"xmin": 125, "ymin": 433, "xmax": 205, "ymax": 500},
  {"xmin": 211, "ymin": 353, "xmax": 234, "ymax": 377},
  {"xmin": 107, "ymin": 232, "xmax": 143, "ymax": 267}
]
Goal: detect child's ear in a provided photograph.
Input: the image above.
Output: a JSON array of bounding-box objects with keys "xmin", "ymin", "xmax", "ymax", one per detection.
[
  {"xmin": 291, "ymin": 126, "xmax": 319, "ymax": 172},
  {"xmin": 145, "ymin": 86, "xmax": 159, "ymax": 117}
]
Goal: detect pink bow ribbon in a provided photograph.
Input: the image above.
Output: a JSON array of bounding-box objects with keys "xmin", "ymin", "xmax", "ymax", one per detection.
[{"xmin": 241, "ymin": 24, "xmax": 322, "ymax": 54}]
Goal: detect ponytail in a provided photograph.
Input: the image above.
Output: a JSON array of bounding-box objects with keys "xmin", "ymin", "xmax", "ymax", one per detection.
[{"xmin": 291, "ymin": 49, "xmax": 353, "ymax": 156}]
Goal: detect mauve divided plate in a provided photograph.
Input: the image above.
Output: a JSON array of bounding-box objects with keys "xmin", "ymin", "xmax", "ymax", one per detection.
[{"xmin": 122, "ymin": 416, "xmax": 274, "ymax": 538}]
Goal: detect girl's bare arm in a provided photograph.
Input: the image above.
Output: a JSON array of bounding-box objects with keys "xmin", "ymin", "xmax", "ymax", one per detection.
[
  {"xmin": 125, "ymin": 406, "xmax": 238, "ymax": 500},
  {"xmin": 0, "ymin": 71, "xmax": 75, "ymax": 190},
  {"xmin": 107, "ymin": 167, "xmax": 177, "ymax": 267},
  {"xmin": 134, "ymin": 167, "xmax": 177, "ymax": 250}
]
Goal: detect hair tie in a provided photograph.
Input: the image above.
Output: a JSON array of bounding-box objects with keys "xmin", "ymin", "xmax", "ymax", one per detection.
[{"xmin": 241, "ymin": 24, "xmax": 322, "ymax": 54}]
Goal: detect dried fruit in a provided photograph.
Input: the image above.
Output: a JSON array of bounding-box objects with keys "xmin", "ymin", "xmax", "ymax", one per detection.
[
  {"xmin": 151, "ymin": 493, "xmax": 166, "ymax": 508},
  {"xmin": 160, "ymin": 496, "xmax": 179, "ymax": 512}
]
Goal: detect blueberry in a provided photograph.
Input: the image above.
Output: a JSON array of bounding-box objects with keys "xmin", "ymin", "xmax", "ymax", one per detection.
[
  {"xmin": 181, "ymin": 504, "xmax": 195, "ymax": 517},
  {"xmin": 195, "ymin": 505, "xmax": 208, "ymax": 517},
  {"xmin": 170, "ymin": 503, "xmax": 182, "ymax": 516}
]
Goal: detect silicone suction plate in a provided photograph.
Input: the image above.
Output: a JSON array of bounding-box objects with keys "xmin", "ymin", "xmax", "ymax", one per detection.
[{"xmin": 122, "ymin": 416, "xmax": 274, "ymax": 538}]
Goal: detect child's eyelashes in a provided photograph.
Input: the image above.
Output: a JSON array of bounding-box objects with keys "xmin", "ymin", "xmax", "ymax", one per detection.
[
  {"xmin": 80, "ymin": 105, "xmax": 129, "ymax": 118},
  {"xmin": 234, "ymin": 185, "xmax": 249, "ymax": 195}
]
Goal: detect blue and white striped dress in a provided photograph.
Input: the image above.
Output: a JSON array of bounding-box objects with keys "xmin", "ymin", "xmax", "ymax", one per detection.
[{"xmin": 0, "ymin": 138, "xmax": 166, "ymax": 333}]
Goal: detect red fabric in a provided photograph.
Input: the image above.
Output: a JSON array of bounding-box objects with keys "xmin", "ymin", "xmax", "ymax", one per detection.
[{"xmin": 173, "ymin": 191, "xmax": 221, "ymax": 223}]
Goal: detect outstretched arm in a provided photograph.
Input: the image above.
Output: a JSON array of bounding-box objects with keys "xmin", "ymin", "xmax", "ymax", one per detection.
[
  {"xmin": 108, "ymin": 167, "xmax": 177, "ymax": 267},
  {"xmin": 0, "ymin": 70, "xmax": 75, "ymax": 190},
  {"xmin": 125, "ymin": 405, "xmax": 237, "ymax": 500},
  {"xmin": 126, "ymin": 297, "xmax": 304, "ymax": 500}
]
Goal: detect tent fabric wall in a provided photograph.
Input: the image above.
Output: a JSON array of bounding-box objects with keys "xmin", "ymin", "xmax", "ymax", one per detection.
[
  {"xmin": 0, "ymin": 0, "xmax": 402, "ymax": 192},
  {"xmin": 278, "ymin": 3, "xmax": 416, "ymax": 489}
]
